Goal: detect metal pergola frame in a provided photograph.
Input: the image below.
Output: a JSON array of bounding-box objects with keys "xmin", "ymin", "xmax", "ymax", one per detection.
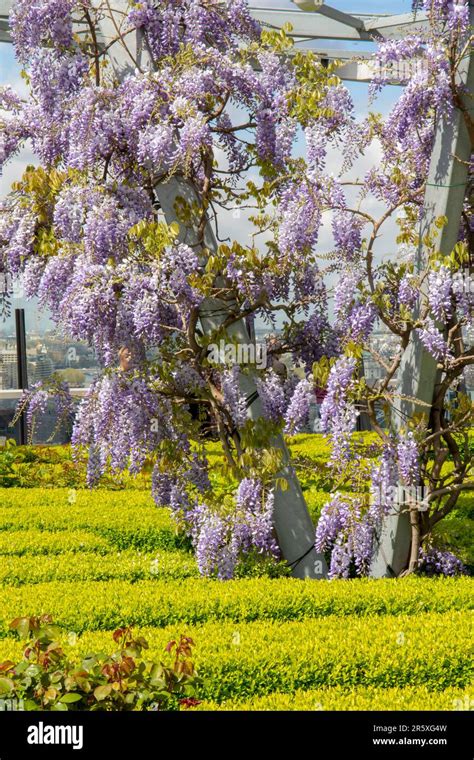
[
  {"xmin": 0, "ymin": 1, "xmax": 472, "ymax": 579},
  {"xmin": 1, "ymin": 2, "xmax": 431, "ymax": 82}
]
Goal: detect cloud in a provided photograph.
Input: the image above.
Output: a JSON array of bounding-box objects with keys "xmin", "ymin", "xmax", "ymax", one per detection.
[{"xmin": 0, "ymin": 144, "xmax": 35, "ymax": 197}]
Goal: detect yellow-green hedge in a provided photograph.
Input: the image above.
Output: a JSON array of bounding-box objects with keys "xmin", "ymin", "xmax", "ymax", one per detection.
[
  {"xmin": 0, "ymin": 550, "xmax": 198, "ymax": 585},
  {"xmin": 0, "ymin": 614, "xmax": 471, "ymax": 701},
  {"xmin": 0, "ymin": 529, "xmax": 111, "ymax": 556},
  {"xmin": 195, "ymin": 685, "xmax": 474, "ymax": 711},
  {"xmin": 0, "ymin": 578, "xmax": 472, "ymax": 632},
  {"xmin": 0, "ymin": 489, "xmax": 178, "ymax": 551}
]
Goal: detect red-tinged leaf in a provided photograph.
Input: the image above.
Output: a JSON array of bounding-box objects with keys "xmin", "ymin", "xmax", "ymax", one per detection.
[
  {"xmin": 9, "ymin": 617, "xmax": 31, "ymax": 639},
  {"xmin": 179, "ymin": 697, "xmax": 201, "ymax": 709}
]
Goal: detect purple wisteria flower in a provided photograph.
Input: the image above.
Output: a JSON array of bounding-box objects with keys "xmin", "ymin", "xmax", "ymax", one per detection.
[
  {"xmin": 72, "ymin": 373, "xmax": 175, "ymax": 483},
  {"xmin": 418, "ymin": 546, "xmax": 467, "ymax": 576},
  {"xmin": 10, "ymin": 0, "xmax": 75, "ymax": 63},
  {"xmin": 427, "ymin": 266, "xmax": 454, "ymax": 320},
  {"xmin": 185, "ymin": 478, "xmax": 278, "ymax": 579},
  {"xmin": 315, "ymin": 494, "xmax": 373, "ymax": 579},
  {"xmin": 320, "ymin": 357, "xmax": 356, "ymax": 432},
  {"xmin": 334, "ymin": 271, "xmax": 376, "ymax": 343},
  {"xmin": 417, "ymin": 318, "xmax": 452, "ymax": 361},
  {"xmin": 255, "ymin": 370, "xmax": 286, "ymax": 424},
  {"xmin": 18, "ymin": 378, "xmax": 74, "ymax": 441},
  {"xmin": 315, "ymin": 493, "xmax": 351, "ymax": 553},
  {"xmin": 316, "ymin": 439, "xmax": 406, "ymax": 578},
  {"xmin": 320, "ymin": 357, "xmax": 357, "ymax": 468},
  {"xmin": 369, "ymin": 441, "xmax": 399, "ymax": 520},
  {"xmin": 423, "ymin": 0, "xmax": 470, "ymax": 32},
  {"xmin": 398, "ymin": 274, "xmax": 418, "ymax": 309},
  {"xmin": 284, "ymin": 378, "xmax": 314, "ymax": 434},
  {"xmin": 278, "ymin": 182, "xmax": 322, "ymax": 256},
  {"xmin": 222, "ymin": 366, "xmax": 247, "ymax": 428},
  {"xmin": 397, "ymin": 431, "xmax": 420, "ymax": 486},
  {"xmin": 332, "ymin": 211, "xmax": 363, "ymax": 259}
]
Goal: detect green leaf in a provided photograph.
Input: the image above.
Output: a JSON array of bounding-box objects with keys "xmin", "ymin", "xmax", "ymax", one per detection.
[
  {"xmin": 24, "ymin": 699, "xmax": 40, "ymax": 711},
  {"xmin": 274, "ymin": 477, "xmax": 289, "ymax": 492},
  {"xmin": 82, "ymin": 655, "xmax": 98, "ymax": 671},
  {"xmin": 59, "ymin": 692, "xmax": 83, "ymax": 704},
  {"xmin": 9, "ymin": 617, "xmax": 31, "ymax": 639},
  {"xmin": 50, "ymin": 702, "xmax": 69, "ymax": 711},
  {"xmin": 452, "ymin": 241, "xmax": 469, "ymax": 266},
  {"xmin": 39, "ymin": 624, "xmax": 62, "ymax": 641},
  {"xmin": 0, "ymin": 677, "xmax": 14, "ymax": 695},
  {"xmin": 94, "ymin": 684, "xmax": 113, "ymax": 701},
  {"xmin": 169, "ymin": 221, "xmax": 180, "ymax": 237}
]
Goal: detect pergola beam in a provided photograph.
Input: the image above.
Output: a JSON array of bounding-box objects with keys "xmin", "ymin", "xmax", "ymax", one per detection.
[
  {"xmin": 249, "ymin": 6, "xmax": 370, "ymax": 41},
  {"xmin": 293, "ymin": 49, "xmax": 412, "ymax": 84},
  {"xmin": 0, "ymin": 0, "xmax": 10, "ymax": 44},
  {"xmin": 248, "ymin": 5, "xmax": 429, "ymax": 41},
  {"xmin": 362, "ymin": 11, "xmax": 429, "ymax": 35}
]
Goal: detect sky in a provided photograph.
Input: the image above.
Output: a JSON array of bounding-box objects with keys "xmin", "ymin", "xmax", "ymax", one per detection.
[{"xmin": 0, "ymin": 1, "xmax": 413, "ymax": 335}]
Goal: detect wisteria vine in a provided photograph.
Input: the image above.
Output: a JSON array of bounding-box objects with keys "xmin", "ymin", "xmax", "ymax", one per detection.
[{"xmin": 0, "ymin": 0, "xmax": 472, "ymax": 578}]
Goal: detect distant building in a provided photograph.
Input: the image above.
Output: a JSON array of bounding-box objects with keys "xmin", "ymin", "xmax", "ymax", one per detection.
[
  {"xmin": 364, "ymin": 320, "xmax": 400, "ymax": 387},
  {"xmin": 0, "ymin": 346, "xmax": 18, "ymax": 389},
  {"xmin": 0, "ymin": 347, "xmax": 16, "ymax": 363},
  {"xmin": 33, "ymin": 354, "xmax": 54, "ymax": 381},
  {"xmin": 28, "ymin": 344, "xmax": 55, "ymax": 382}
]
